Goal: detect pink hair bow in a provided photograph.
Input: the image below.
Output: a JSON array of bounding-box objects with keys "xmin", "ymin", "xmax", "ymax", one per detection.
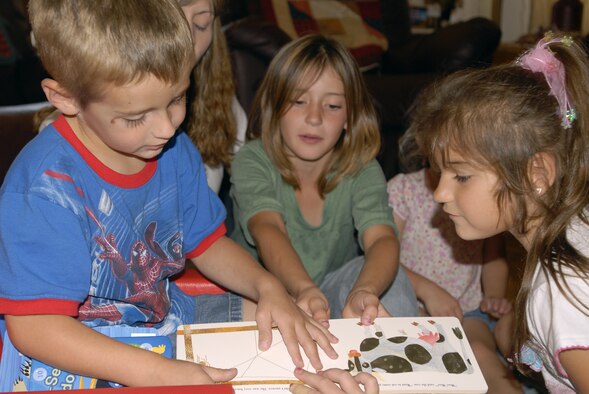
[{"xmin": 517, "ymin": 34, "xmax": 576, "ymax": 129}]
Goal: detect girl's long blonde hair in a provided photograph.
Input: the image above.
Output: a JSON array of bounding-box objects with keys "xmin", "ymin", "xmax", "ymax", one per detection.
[
  {"xmin": 248, "ymin": 34, "xmax": 380, "ymax": 197},
  {"xmin": 183, "ymin": 0, "xmax": 237, "ymax": 168},
  {"xmin": 413, "ymin": 36, "xmax": 589, "ymax": 374}
]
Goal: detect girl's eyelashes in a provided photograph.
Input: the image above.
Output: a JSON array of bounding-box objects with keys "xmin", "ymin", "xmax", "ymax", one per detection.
[
  {"xmin": 290, "ymin": 99, "xmax": 342, "ymax": 109},
  {"xmin": 193, "ymin": 22, "xmax": 210, "ymax": 32},
  {"xmin": 453, "ymin": 174, "xmax": 471, "ymax": 183}
]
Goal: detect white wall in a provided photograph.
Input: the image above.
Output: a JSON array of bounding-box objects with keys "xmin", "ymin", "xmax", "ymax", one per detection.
[
  {"xmin": 453, "ymin": 0, "xmax": 530, "ymax": 42},
  {"xmin": 450, "ymin": 0, "xmax": 587, "ymax": 41},
  {"xmin": 500, "ymin": 0, "xmax": 532, "ymax": 42},
  {"xmin": 459, "ymin": 0, "xmax": 495, "ymax": 20}
]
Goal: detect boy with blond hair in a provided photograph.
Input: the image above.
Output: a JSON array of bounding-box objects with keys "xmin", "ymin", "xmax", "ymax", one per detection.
[{"xmin": 0, "ymin": 0, "xmax": 336, "ymax": 387}]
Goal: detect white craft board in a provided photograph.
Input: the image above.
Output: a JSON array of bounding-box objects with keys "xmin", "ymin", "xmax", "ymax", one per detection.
[{"xmin": 177, "ymin": 317, "xmax": 488, "ymax": 393}]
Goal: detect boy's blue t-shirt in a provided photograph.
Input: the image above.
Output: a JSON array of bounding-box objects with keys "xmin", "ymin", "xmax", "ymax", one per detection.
[{"xmin": 0, "ymin": 115, "xmax": 226, "ymax": 335}]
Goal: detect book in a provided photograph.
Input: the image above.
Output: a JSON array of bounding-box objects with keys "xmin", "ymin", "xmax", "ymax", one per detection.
[
  {"xmin": 176, "ymin": 317, "xmax": 488, "ymax": 394},
  {"xmin": 0, "ymin": 326, "xmax": 173, "ymax": 392}
]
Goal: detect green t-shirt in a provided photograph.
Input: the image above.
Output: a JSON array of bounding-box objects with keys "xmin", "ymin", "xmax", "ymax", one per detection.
[{"xmin": 230, "ymin": 139, "xmax": 395, "ymax": 284}]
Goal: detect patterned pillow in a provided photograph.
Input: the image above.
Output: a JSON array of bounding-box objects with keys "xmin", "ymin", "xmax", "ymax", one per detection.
[{"xmin": 259, "ymin": 0, "xmax": 388, "ymax": 70}]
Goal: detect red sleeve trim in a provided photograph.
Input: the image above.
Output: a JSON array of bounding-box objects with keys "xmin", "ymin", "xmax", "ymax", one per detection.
[
  {"xmin": 0, "ymin": 298, "xmax": 80, "ymax": 316},
  {"xmin": 185, "ymin": 223, "xmax": 226, "ymax": 259}
]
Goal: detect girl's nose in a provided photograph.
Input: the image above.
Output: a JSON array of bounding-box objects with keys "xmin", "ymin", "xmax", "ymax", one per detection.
[
  {"xmin": 305, "ymin": 104, "xmax": 322, "ymax": 126},
  {"xmin": 433, "ymin": 176, "xmax": 450, "ymax": 204}
]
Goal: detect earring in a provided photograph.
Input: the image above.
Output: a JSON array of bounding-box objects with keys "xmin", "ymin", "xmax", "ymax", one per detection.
[{"xmin": 536, "ymin": 187, "xmax": 542, "ymax": 195}]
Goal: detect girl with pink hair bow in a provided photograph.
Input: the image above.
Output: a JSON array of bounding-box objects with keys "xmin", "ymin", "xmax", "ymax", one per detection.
[{"xmin": 406, "ymin": 33, "xmax": 589, "ymax": 393}]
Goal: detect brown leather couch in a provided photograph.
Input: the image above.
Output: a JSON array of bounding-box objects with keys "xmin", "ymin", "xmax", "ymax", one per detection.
[{"xmin": 221, "ymin": 0, "xmax": 501, "ymax": 178}]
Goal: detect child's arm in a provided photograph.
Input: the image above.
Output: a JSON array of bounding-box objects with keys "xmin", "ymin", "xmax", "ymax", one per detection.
[
  {"xmin": 247, "ymin": 210, "xmax": 332, "ymax": 326},
  {"xmin": 393, "ymin": 213, "xmax": 463, "ymax": 319},
  {"xmin": 480, "ymin": 234, "xmax": 512, "ymax": 318},
  {"xmin": 560, "ymin": 349, "xmax": 589, "ymax": 392},
  {"xmin": 191, "ymin": 234, "xmax": 338, "ymax": 370},
  {"xmin": 5, "ymin": 314, "xmax": 236, "ymax": 387},
  {"xmin": 341, "ymin": 224, "xmax": 399, "ymax": 324},
  {"xmin": 405, "ymin": 268, "xmax": 464, "ymax": 319},
  {"xmin": 493, "ymin": 310, "xmax": 514, "ymax": 357}
]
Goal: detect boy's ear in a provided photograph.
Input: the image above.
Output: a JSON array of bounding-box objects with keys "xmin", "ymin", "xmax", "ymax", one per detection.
[
  {"xmin": 41, "ymin": 78, "xmax": 81, "ymax": 116},
  {"xmin": 529, "ymin": 152, "xmax": 556, "ymax": 195}
]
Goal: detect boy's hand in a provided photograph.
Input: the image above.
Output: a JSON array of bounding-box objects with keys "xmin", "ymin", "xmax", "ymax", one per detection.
[
  {"xmin": 295, "ymin": 286, "xmax": 331, "ymax": 328},
  {"xmin": 157, "ymin": 359, "xmax": 237, "ymax": 386},
  {"xmin": 342, "ymin": 289, "xmax": 390, "ymax": 325},
  {"xmin": 480, "ymin": 296, "xmax": 512, "ymax": 319},
  {"xmin": 255, "ymin": 284, "xmax": 339, "ymax": 371},
  {"xmin": 422, "ymin": 286, "xmax": 463, "ymax": 320},
  {"xmin": 198, "ymin": 364, "xmax": 238, "ymax": 383}
]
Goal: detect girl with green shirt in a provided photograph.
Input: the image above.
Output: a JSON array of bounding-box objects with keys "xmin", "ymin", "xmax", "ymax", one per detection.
[{"xmin": 230, "ymin": 34, "xmax": 418, "ymax": 327}]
